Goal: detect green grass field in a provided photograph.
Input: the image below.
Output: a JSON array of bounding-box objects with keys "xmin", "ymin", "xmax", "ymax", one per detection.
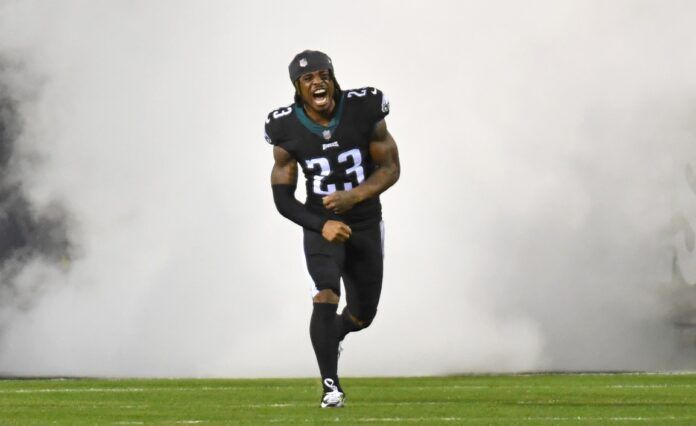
[{"xmin": 0, "ymin": 374, "xmax": 695, "ymax": 424}]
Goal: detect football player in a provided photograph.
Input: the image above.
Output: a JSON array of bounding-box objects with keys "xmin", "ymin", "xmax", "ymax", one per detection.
[{"xmin": 265, "ymin": 50, "xmax": 400, "ymax": 408}]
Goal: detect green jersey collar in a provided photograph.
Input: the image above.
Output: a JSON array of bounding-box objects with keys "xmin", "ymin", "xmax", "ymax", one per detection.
[{"xmin": 294, "ymin": 93, "xmax": 345, "ymax": 138}]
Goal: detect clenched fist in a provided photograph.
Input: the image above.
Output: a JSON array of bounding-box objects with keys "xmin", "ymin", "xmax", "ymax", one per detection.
[
  {"xmin": 322, "ymin": 191, "xmax": 361, "ymax": 214},
  {"xmin": 321, "ymin": 220, "xmax": 352, "ymax": 243}
]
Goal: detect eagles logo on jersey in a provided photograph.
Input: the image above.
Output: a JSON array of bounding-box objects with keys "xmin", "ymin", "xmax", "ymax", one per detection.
[{"xmin": 265, "ymin": 87, "xmax": 389, "ymax": 229}]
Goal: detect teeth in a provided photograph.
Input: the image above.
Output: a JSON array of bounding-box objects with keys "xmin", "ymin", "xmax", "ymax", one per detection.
[{"xmin": 314, "ymin": 89, "xmax": 326, "ymax": 95}]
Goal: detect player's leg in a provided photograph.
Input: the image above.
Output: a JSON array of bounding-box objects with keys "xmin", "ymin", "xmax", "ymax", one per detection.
[
  {"xmin": 303, "ymin": 228, "xmax": 346, "ymax": 406},
  {"xmin": 338, "ymin": 220, "xmax": 384, "ymax": 341}
]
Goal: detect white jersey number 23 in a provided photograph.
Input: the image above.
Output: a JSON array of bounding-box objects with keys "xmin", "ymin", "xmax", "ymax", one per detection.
[{"xmin": 305, "ymin": 148, "xmax": 365, "ymax": 195}]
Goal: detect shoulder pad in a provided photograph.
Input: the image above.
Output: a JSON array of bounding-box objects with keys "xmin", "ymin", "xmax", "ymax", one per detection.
[
  {"xmin": 264, "ymin": 104, "xmax": 294, "ymax": 145},
  {"xmin": 344, "ymin": 87, "xmax": 389, "ymax": 123}
]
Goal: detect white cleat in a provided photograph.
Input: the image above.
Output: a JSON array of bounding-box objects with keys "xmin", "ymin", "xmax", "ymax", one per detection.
[{"xmin": 320, "ymin": 378, "xmax": 345, "ymax": 408}]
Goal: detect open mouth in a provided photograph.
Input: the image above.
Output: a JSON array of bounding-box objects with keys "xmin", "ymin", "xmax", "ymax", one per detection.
[{"xmin": 312, "ymin": 88, "xmax": 329, "ymax": 106}]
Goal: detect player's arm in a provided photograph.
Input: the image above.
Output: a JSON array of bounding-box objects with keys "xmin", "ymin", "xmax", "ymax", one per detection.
[
  {"xmin": 323, "ymin": 119, "xmax": 400, "ymax": 214},
  {"xmin": 271, "ymin": 146, "xmax": 351, "ymax": 242}
]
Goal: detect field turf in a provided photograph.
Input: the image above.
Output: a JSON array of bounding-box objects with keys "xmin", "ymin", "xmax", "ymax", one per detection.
[{"xmin": 0, "ymin": 374, "xmax": 695, "ymax": 424}]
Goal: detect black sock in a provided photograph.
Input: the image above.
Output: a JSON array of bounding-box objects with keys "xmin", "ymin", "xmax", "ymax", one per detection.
[
  {"xmin": 310, "ymin": 303, "xmax": 342, "ymax": 392},
  {"xmin": 336, "ymin": 306, "xmax": 362, "ymax": 342}
]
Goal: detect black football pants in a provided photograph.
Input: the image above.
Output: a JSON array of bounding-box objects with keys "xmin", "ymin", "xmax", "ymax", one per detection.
[{"xmin": 303, "ymin": 220, "xmax": 384, "ymax": 322}]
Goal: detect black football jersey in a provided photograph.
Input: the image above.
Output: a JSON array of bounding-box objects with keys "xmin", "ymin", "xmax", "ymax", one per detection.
[{"xmin": 265, "ymin": 87, "xmax": 390, "ymax": 229}]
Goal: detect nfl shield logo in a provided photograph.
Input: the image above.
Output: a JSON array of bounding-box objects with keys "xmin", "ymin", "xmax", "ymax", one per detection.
[
  {"xmin": 322, "ymin": 130, "xmax": 332, "ymax": 140},
  {"xmin": 299, "ymin": 58, "xmax": 308, "ymax": 67}
]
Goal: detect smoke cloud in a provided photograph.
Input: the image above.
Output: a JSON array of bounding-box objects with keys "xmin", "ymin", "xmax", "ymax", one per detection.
[{"xmin": 0, "ymin": 0, "xmax": 695, "ymax": 377}]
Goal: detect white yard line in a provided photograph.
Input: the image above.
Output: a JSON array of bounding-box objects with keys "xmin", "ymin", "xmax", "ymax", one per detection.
[
  {"xmin": 113, "ymin": 420, "xmax": 206, "ymax": 425},
  {"xmin": 350, "ymin": 416, "xmax": 683, "ymax": 423},
  {"xmin": 266, "ymin": 416, "xmax": 691, "ymax": 424},
  {"xmin": 355, "ymin": 417, "xmax": 464, "ymax": 422},
  {"xmin": 607, "ymin": 384, "xmax": 696, "ymax": 388},
  {"xmin": 0, "ymin": 386, "xmax": 264, "ymax": 394},
  {"xmin": 1, "ymin": 388, "xmax": 146, "ymax": 393},
  {"xmin": 245, "ymin": 403, "xmax": 295, "ymax": 408},
  {"xmin": 351, "ymin": 384, "xmax": 696, "ymax": 390},
  {"xmin": 3, "ymin": 381, "xmax": 695, "ymax": 395},
  {"xmin": 521, "ymin": 417, "xmax": 680, "ymax": 422}
]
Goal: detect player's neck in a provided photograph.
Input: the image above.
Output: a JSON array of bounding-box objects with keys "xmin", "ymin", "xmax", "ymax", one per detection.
[{"xmin": 303, "ymin": 99, "xmax": 336, "ymax": 127}]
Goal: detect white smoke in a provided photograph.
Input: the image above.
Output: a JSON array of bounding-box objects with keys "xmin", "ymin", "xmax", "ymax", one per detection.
[{"xmin": 0, "ymin": 0, "xmax": 695, "ymax": 377}]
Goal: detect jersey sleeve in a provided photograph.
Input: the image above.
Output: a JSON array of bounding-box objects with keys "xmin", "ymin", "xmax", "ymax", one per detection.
[
  {"xmin": 264, "ymin": 111, "xmax": 279, "ymax": 145},
  {"xmin": 360, "ymin": 87, "xmax": 390, "ymax": 126},
  {"xmin": 264, "ymin": 105, "xmax": 294, "ymax": 146},
  {"xmin": 370, "ymin": 88, "xmax": 389, "ymax": 123}
]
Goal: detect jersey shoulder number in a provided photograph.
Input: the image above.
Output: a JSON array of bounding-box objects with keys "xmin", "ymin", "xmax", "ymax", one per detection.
[
  {"xmin": 264, "ymin": 104, "xmax": 295, "ymax": 145},
  {"xmin": 345, "ymin": 87, "xmax": 390, "ymax": 124}
]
